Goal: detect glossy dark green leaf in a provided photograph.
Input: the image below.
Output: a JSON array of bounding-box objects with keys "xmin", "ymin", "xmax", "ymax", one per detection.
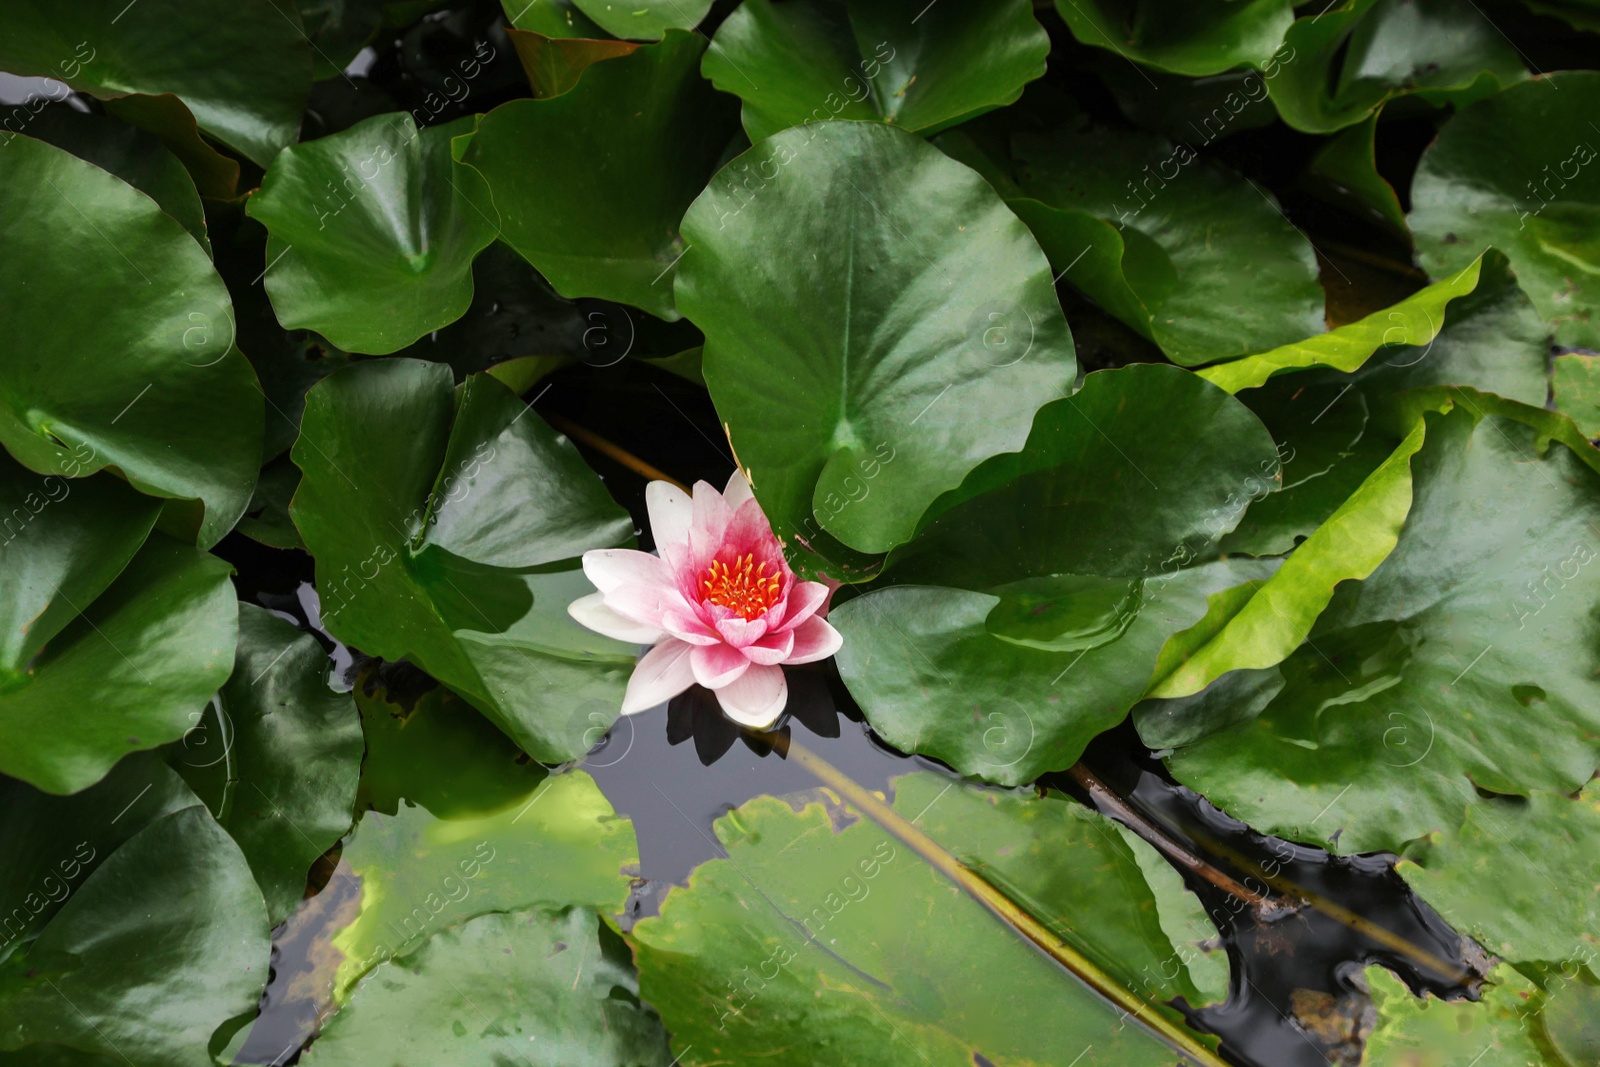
[
  {"xmin": 835, "ymin": 560, "xmax": 1271, "ymax": 785},
  {"xmin": 290, "ymin": 359, "xmax": 636, "ymax": 762},
  {"xmin": 0, "ymin": 0, "xmax": 311, "ymax": 166},
  {"xmin": 1165, "ymin": 405, "xmax": 1600, "ymax": 854},
  {"xmin": 463, "ymin": 31, "xmax": 738, "ymax": 319},
  {"xmin": 890, "ymin": 364, "xmax": 1280, "ymax": 586},
  {"xmin": 354, "ymin": 663, "xmax": 549, "ymax": 820},
  {"xmin": 631, "ymin": 791, "xmax": 1193, "ymax": 1065},
  {"xmin": 703, "ymin": 0, "xmax": 1049, "ymax": 140},
  {"xmin": 500, "ymin": 0, "xmax": 607, "ymax": 37},
  {"xmin": 99, "ymin": 92, "xmax": 242, "ymax": 199},
  {"xmin": 571, "ymin": 0, "xmax": 710, "ymax": 39},
  {"xmin": 169, "ymin": 605, "xmax": 362, "ymax": 925},
  {"xmin": 1, "ymin": 134, "xmax": 264, "ymax": 547},
  {"xmin": 1267, "ymin": 0, "xmax": 1524, "ymax": 134},
  {"xmin": 1009, "ymin": 119, "xmax": 1324, "ymax": 365},
  {"xmin": 305, "ymin": 908, "xmax": 670, "ymax": 1066},
  {"xmin": 1305, "ymin": 114, "xmax": 1407, "ymax": 237},
  {"xmin": 237, "ymin": 455, "xmax": 306, "ymax": 551},
  {"xmin": 1396, "ymin": 781, "xmax": 1600, "ymax": 964},
  {"xmin": 506, "ymin": 26, "xmax": 639, "ymax": 97},
  {"xmin": 0, "ymin": 468, "xmax": 237, "ymax": 795},
  {"xmin": 327, "ymin": 770, "xmax": 638, "ymax": 1000},
  {"xmin": 248, "ymin": 113, "xmax": 499, "ymax": 355},
  {"xmin": 680, "ymin": 120, "xmax": 1077, "ymax": 561},
  {"xmin": 1410, "ymin": 71, "xmax": 1600, "ymax": 348},
  {"xmin": 896, "ymin": 773, "xmax": 1227, "ymax": 1011},
  {"xmin": 0, "ymin": 805, "xmax": 269, "ymax": 1067},
  {"xmin": 1054, "ymin": 0, "xmax": 1294, "ymax": 76},
  {"xmin": 24, "ymin": 107, "xmax": 208, "ymax": 252}
]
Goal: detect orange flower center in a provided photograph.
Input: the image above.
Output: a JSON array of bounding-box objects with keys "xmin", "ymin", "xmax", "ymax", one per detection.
[{"xmin": 701, "ymin": 554, "xmax": 781, "ymax": 620}]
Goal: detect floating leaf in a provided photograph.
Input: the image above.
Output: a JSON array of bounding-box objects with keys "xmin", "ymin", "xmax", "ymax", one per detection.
[
  {"xmin": 463, "ymin": 31, "xmax": 737, "ymax": 319},
  {"xmin": 1552, "ymin": 352, "xmax": 1600, "ymax": 438},
  {"xmin": 0, "ymin": 454, "xmax": 236, "ymax": 795},
  {"xmin": 1410, "ymin": 71, "xmax": 1600, "ymax": 348},
  {"xmin": 1363, "ymin": 964, "xmax": 1544, "ymax": 1065},
  {"xmin": 0, "ymin": 0, "xmax": 311, "ymax": 166},
  {"xmin": 0, "ymin": 804, "xmax": 269, "ymax": 1067},
  {"xmin": 680, "ymin": 120, "xmax": 1077, "ymax": 562},
  {"xmin": 571, "ymin": 0, "xmax": 710, "ymax": 40},
  {"xmin": 306, "ymin": 908, "xmax": 671, "ymax": 1066},
  {"xmin": 1053, "ymin": 0, "xmax": 1294, "ymax": 77},
  {"xmin": 1305, "ymin": 114, "xmax": 1407, "ymax": 237},
  {"xmin": 506, "ymin": 27, "xmax": 638, "ymax": 98},
  {"xmin": 631, "ymin": 790, "xmax": 1203, "ymax": 1065},
  {"xmin": 1009, "ymin": 119, "xmax": 1324, "ymax": 365},
  {"xmin": 1166, "ymin": 405, "xmax": 1600, "ymax": 853},
  {"xmin": 248, "ymin": 113, "xmax": 499, "ymax": 355},
  {"xmin": 328, "ymin": 770, "xmax": 638, "ymax": 1001},
  {"xmin": 169, "ymin": 604, "xmax": 363, "ymax": 925},
  {"xmin": 0, "ymin": 134, "xmax": 263, "ymax": 547},
  {"xmin": 703, "ymin": 0, "xmax": 1049, "ymax": 141},
  {"xmin": 1267, "ymin": 0, "xmax": 1524, "ymax": 134},
  {"xmin": 291, "ymin": 358, "xmax": 635, "ymax": 763}
]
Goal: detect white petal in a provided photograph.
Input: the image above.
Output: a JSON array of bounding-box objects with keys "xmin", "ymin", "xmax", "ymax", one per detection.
[
  {"xmin": 714, "ymin": 664, "xmax": 788, "ymax": 729},
  {"xmin": 785, "ymin": 616, "xmax": 843, "ymax": 664},
  {"xmin": 621, "ymin": 639, "xmax": 696, "ymax": 715},
  {"xmin": 568, "ymin": 592, "xmax": 664, "ymax": 644},
  {"xmin": 723, "ymin": 469, "xmax": 755, "ymax": 510},
  {"xmin": 646, "ymin": 481, "xmax": 693, "ymax": 549},
  {"xmin": 582, "ymin": 548, "xmax": 665, "ymax": 594}
]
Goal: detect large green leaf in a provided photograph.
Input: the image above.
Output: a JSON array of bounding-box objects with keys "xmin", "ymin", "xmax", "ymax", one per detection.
[
  {"xmin": 306, "ymin": 908, "xmax": 670, "ymax": 1066},
  {"xmin": 1362, "ymin": 964, "xmax": 1546, "ymax": 1066},
  {"xmin": 0, "ymin": 461, "xmax": 237, "ymax": 795},
  {"xmin": 1009, "ymin": 119, "xmax": 1324, "ymax": 366},
  {"xmin": 703, "ymin": 0, "xmax": 1050, "ymax": 141},
  {"xmin": 328, "ymin": 770, "xmax": 638, "ymax": 1001},
  {"xmin": 0, "ymin": 134, "xmax": 264, "ymax": 547},
  {"xmin": 1553, "ymin": 352, "xmax": 1600, "ymax": 438},
  {"xmin": 896, "ymin": 773, "xmax": 1227, "ymax": 1012},
  {"xmin": 169, "ymin": 604, "xmax": 363, "ymax": 925},
  {"xmin": 571, "ymin": 0, "xmax": 710, "ymax": 39},
  {"xmin": 0, "ymin": 0, "xmax": 311, "ymax": 166},
  {"xmin": 462, "ymin": 31, "xmax": 737, "ymax": 319},
  {"xmin": 1396, "ymin": 781, "xmax": 1600, "ymax": 964},
  {"xmin": 0, "ymin": 804, "xmax": 269, "ymax": 1067},
  {"xmin": 680, "ymin": 120, "xmax": 1077, "ymax": 562},
  {"xmin": 1054, "ymin": 0, "xmax": 1294, "ymax": 76},
  {"xmin": 290, "ymin": 359, "xmax": 634, "ymax": 762},
  {"xmin": 1266, "ymin": 0, "xmax": 1524, "ymax": 134},
  {"xmin": 1410, "ymin": 71, "xmax": 1600, "ymax": 348},
  {"xmin": 630, "ymin": 790, "xmax": 1198, "ymax": 1065},
  {"xmin": 1165, "ymin": 405, "xmax": 1600, "ymax": 854},
  {"xmin": 247, "ymin": 113, "xmax": 499, "ymax": 355}
]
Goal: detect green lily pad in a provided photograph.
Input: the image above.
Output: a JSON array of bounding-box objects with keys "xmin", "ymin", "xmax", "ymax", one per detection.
[
  {"xmin": 1363, "ymin": 964, "xmax": 1544, "ymax": 1065},
  {"xmin": 24, "ymin": 107, "xmax": 208, "ymax": 253},
  {"xmin": 1009, "ymin": 119, "xmax": 1324, "ymax": 366},
  {"xmin": 895, "ymin": 772, "xmax": 1226, "ymax": 1012},
  {"xmin": 1305, "ymin": 114, "xmax": 1408, "ymax": 237},
  {"xmin": 506, "ymin": 27, "xmax": 639, "ymax": 98},
  {"xmin": 168, "ymin": 604, "xmax": 363, "ymax": 925},
  {"xmin": 328, "ymin": 769, "xmax": 638, "ymax": 1001},
  {"xmin": 1165, "ymin": 405, "xmax": 1600, "ymax": 854},
  {"xmin": 236, "ymin": 455, "xmax": 306, "ymax": 550},
  {"xmin": 1410, "ymin": 71, "xmax": 1600, "ymax": 348},
  {"xmin": 703, "ymin": 0, "xmax": 1049, "ymax": 141},
  {"xmin": 1397, "ymin": 781, "xmax": 1600, "ymax": 964},
  {"xmin": 0, "ymin": 134, "xmax": 264, "ymax": 548},
  {"xmin": 290, "ymin": 358, "xmax": 635, "ymax": 764},
  {"xmin": 631, "ymin": 790, "xmax": 1201, "ymax": 1065},
  {"xmin": 0, "ymin": 804, "xmax": 269, "ymax": 1067},
  {"xmin": 1267, "ymin": 0, "xmax": 1524, "ymax": 134},
  {"xmin": 463, "ymin": 31, "xmax": 738, "ymax": 319},
  {"xmin": 1553, "ymin": 352, "xmax": 1600, "ymax": 438},
  {"xmin": 247, "ymin": 113, "xmax": 499, "ymax": 355},
  {"xmin": 571, "ymin": 0, "xmax": 710, "ymax": 40},
  {"xmin": 306, "ymin": 908, "xmax": 671, "ymax": 1066},
  {"xmin": 0, "ymin": 456, "xmax": 237, "ymax": 795},
  {"xmin": 500, "ymin": 0, "xmax": 608, "ymax": 36},
  {"xmin": 0, "ymin": 0, "xmax": 311, "ymax": 166},
  {"xmin": 1545, "ymin": 974, "xmax": 1600, "ymax": 1066},
  {"xmin": 1054, "ymin": 0, "xmax": 1294, "ymax": 77},
  {"xmin": 680, "ymin": 120, "xmax": 1077, "ymax": 562}
]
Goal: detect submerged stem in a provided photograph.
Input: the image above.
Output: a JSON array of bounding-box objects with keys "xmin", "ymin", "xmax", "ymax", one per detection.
[
  {"xmin": 543, "ymin": 412, "xmax": 689, "ymax": 491},
  {"xmin": 786, "ymin": 740, "xmax": 1231, "ymax": 1067}
]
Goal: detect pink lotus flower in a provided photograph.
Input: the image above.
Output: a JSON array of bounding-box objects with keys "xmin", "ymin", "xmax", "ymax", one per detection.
[{"xmin": 568, "ymin": 472, "xmax": 842, "ymax": 729}]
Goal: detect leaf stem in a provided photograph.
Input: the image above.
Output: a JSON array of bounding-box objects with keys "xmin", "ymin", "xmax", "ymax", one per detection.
[
  {"xmin": 786, "ymin": 739, "xmax": 1232, "ymax": 1067},
  {"xmin": 543, "ymin": 413, "xmax": 689, "ymax": 491}
]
